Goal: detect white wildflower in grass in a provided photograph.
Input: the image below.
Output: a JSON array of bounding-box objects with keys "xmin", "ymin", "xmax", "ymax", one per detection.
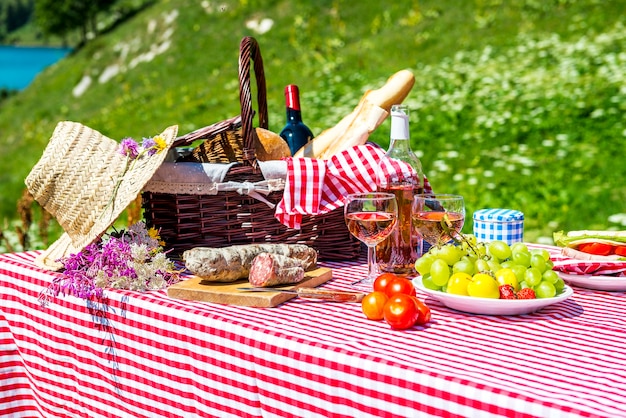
[
  {"xmin": 608, "ymin": 213, "xmax": 626, "ymax": 227},
  {"xmin": 432, "ymin": 159, "xmax": 450, "ymax": 172}
]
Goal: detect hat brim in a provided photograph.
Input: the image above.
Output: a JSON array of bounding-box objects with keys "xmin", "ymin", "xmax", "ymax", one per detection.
[{"xmin": 34, "ymin": 233, "xmax": 79, "ymax": 270}]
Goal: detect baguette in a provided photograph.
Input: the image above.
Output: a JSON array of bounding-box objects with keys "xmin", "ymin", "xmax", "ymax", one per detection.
[
  {"xmin": 294, "ymin": 69, "xmax": 415, "ymax": 159},
  {"xmin": 367, "ymin": 69, "xmax": 416, "ymax": 113},
  {"xmin": 318, "ymin": 98, "xmax": 387, "ymax": 159}
]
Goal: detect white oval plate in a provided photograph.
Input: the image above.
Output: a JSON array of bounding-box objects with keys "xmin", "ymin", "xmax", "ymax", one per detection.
[
  {"xmin": 558, "ymin": 272, "xmax": 626, "ymax": 291},
  {"xmin": 413, "ymin": 277, "xmax": 574, "ymax": 315}
]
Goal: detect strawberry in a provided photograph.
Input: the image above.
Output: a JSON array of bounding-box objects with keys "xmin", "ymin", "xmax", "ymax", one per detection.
[
  {"xmin": 498, "ymin": 284, "xmax": 517, "ymax": 299},
  {"xmin": 516, "ymin": 288, "xmax": 536, "ymax": 300}
]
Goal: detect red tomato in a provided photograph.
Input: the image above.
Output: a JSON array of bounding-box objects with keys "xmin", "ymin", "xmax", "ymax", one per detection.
[
  {"xmin": 412, "ymin": 297, "xmax": 431, "ymax": 325},
  {"xmin": 615, "ymin": 246, "xmax": 626, "ymax": 257},
  {"xmin": 383, "ymin": 294, "xmax": 419, "ymax": 330},
  {"xmin": 373, "ymin": 273, "xmax": 398, "ymax": 293},
  {"xmin": 384, "ymin": 277, "xmax": 416, "ymax": 298},
  {"xmin": 578, "ymin": 242, "xmax": 613, "ymax": 256},
  {"xmin": 361, "ymin": 291, "xmax": 389, "ymax": 321}
]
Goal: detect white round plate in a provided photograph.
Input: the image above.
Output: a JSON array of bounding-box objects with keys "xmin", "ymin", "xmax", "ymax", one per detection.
[
  {"xmin": 413, "ymin": 277, "xmax": 574, "ymax": 315},
  {"xmin": 558, "ymin": 272, "xmax": 626, "ymax": 291}
]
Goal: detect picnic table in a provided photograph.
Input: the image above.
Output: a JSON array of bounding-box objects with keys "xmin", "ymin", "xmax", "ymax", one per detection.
[{"xmin": 1, "ymin": 247, "xmax": 625, "ymax": 418}]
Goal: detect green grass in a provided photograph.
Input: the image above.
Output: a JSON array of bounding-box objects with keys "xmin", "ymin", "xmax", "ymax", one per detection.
[{"xmin": 1, "ymin": 0, "xmax": 626, "ymax": 251}]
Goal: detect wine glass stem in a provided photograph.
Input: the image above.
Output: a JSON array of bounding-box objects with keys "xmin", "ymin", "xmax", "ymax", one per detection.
[{"xmin": 367, "ymin": 244, "xmax": 378, "ymax": 279}]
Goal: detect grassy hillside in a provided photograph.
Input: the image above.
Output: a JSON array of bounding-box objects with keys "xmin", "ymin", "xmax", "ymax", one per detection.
[{"xmin": 1, "ymin": 0, "xmax": 626, "ymax": 251}]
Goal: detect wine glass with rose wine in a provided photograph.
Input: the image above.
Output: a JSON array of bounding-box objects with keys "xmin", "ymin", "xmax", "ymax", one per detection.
[
  {"xmin": 344, "ymin": 192, "xmax": 398, "ymax": 287},
  {"xmin": 412, "ymin": 194, "xmax": 465, "ymax": 248}
]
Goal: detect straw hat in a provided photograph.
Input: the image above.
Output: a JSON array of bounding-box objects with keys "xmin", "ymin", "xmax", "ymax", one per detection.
[{"xmin": 25, "ymin": 121, "xmax": 178, "ymax": 270}]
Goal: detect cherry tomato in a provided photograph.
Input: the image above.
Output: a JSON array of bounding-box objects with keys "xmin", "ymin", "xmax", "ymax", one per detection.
[
  {"xmin": 361, "ymin": 291, "xmax": 389, "ymax": 321},
  {"xmin": 615, "ymin": 246, "xmax": 626, "ymax": 257},
  {"xmin": 412, "ymin": 296, "xmax": 431, "ymax": 325},
  {"xmin": 373, "ymin": 273, "xmax": 398, "ymax": 293},
  {"xmin": 578, "ymin": 242, "xmax": 613, "ymax": 256},
  {"xmin": 385, "ymin": 277, "xmax": 416, "ymax": 298},
  {"xmin": 383, "ymin": 294, "xmax": 419, "ymax": 330}
]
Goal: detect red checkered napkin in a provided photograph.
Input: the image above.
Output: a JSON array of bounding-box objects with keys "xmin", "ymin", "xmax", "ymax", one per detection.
[
  {"xmin": 274, "ymin": 143, "xmax": 432, "ymax": 229},
  {"xmin": 551, "ymin": 251, "xmax": 626, "ymax": 277}
]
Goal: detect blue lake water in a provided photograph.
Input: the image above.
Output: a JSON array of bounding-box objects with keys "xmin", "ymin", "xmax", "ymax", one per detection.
[{"xmin": 0, "ymin": 45, "xmax": 71, "ymax": 90}]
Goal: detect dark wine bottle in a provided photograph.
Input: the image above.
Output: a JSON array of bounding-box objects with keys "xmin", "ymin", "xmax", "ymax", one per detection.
[{"xmin": 279, "ymin": 84, "xmax": 314, "ymax": 156}]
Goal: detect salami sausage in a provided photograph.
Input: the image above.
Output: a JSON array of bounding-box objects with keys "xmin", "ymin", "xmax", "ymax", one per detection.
[
  {"xmin": 248, "ymin": 253, "xmax": 305, "ymax": 287},
  {"xmin": 183, "ymin": 243, "xmax": 317, "ymax": 282}
]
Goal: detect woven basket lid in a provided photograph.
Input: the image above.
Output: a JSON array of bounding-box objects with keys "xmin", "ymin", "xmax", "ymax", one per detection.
[{"xmin": 25, "ymin": 121, "xmax": 178, "ymax": 270}]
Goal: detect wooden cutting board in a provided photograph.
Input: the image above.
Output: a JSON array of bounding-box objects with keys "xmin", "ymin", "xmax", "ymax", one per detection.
[{"xmin": 167, "ymin": 267, "xmax": 332, "ymax": 307}]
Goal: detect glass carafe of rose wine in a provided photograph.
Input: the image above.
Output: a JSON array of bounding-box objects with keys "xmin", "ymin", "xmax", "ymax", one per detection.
[{"xmin": 375, "ymin": 104, "xmax": 424, "ymax": 277}]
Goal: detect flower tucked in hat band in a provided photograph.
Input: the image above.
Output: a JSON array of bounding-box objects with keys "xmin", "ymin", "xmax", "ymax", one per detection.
[{"xmin": 105, "ymin": 135, "xmax": 170, "ymax": 217}]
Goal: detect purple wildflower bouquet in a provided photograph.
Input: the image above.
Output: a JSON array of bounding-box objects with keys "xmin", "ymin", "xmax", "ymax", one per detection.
[{"xmin": 40, "ymin": 222, "xmax": 179, "ymax": 304}]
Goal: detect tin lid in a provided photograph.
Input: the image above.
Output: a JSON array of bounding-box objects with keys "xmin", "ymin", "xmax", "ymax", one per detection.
[{"xmin": 473, "ymin": 208, "xmax": 524, "ymax": 222}]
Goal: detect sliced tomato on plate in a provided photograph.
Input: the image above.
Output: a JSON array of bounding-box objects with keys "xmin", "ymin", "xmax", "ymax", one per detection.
[
  {"xmin": 578, "ymin": 242, "xmax": 613, "ymax": 256},
  {"xmin": 614, "ymin": 246, "xmax": 626, "ymax": 257}
]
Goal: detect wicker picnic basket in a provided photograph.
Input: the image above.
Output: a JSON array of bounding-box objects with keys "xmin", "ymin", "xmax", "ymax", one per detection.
[{"xmin": 142, "ymin": 36, "xmax": 361, "ymax": 260}]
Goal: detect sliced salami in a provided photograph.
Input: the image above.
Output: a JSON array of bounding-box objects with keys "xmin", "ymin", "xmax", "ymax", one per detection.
[
  {"xmin": 183, "ymin": 243, "xmax": 317, "ymax": 282},
  {"xmin": 248, "ymin": 253, "xmax": 305, "ymax": 287}
]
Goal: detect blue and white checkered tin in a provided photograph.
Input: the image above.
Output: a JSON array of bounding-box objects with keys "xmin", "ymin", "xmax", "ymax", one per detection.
[{"xmin": 473, "ymin": 208, "xmax": 524, "ymax": 245}]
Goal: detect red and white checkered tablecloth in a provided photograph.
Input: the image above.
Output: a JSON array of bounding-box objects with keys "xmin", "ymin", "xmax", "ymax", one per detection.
[{"xmin": 1, "ymin": 248, "xmax": 626, "ymax": 418}]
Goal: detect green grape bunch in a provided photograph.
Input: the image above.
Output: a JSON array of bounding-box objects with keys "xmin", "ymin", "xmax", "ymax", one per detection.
[{"xmin": 415, "ymin": 235, "xmax": 566, "ymax": 299}]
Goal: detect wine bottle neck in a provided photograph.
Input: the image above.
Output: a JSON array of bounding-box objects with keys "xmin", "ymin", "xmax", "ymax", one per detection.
[
  {"xmin": 286, "ymin": 108, "xmax": 303, "ymax": 123},
  {"xmin": 389, "ymin": 137, "xmax": 412, "ymax": 151},
  {"xmin": 390, "ymin": 108, "xmax": 410, "ymax": 140}
]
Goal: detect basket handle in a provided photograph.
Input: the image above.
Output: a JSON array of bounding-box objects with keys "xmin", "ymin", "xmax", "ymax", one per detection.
[{"xmin": 239, "ymin": 36, "xmax": 268, "ymax": 166}]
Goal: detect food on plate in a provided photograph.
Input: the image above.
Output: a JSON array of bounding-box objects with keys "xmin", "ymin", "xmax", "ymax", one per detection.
[
  {"xmin": 516, "ymin": 288, "xmax": 537, "ymax": 300},
  {"xmin": 294, "ymin": 69, "xmax": 415, "ymax": 159},
  {"xmin": 494, "ymin": 268, "xmax": 519, "ymax": 291},
  {"xmin": 183, "ymin": 244, "xmax": 317, "ymax": 282},
  {"xmin": 553, "ymin": 230, "xmax": 626, "ymax": 260},
  {"xmin": 362, "ymin": 273, "xmax": 431, "ymax": 328},
  {"xmin": 467, "ymin": 273, "xmax": 500, "ymax": 299},
  {"xmin": 417, "ymin": 236, "xmax": 565, "ymax": 299},
  {"xmin": 446, "ymin": 272, "xmax": 472, "ymax": 296},
  {"xmin": 248, "ymin": 253, "xmax": 306, "ymax": 287},
  {"xmin": 498, "ymin": 284, "xmax": 517, "ymax": 299}
]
